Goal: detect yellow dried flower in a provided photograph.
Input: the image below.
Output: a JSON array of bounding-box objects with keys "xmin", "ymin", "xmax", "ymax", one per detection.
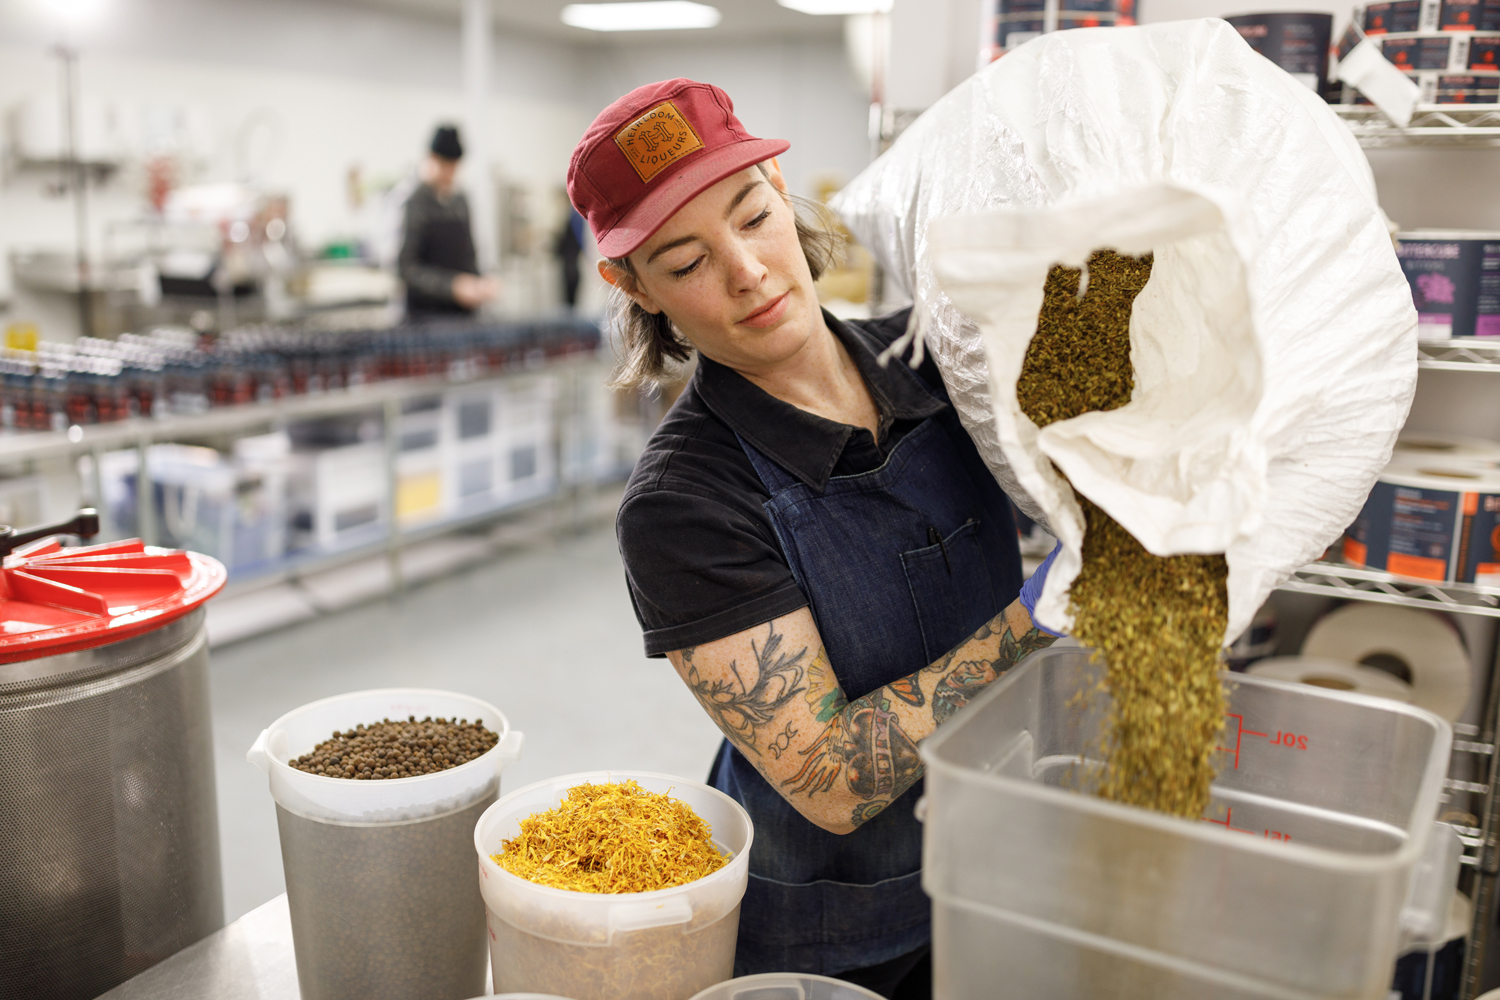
[{"xmin": 493, "ymin": 780, "xmax": 728, "ymax": 893}]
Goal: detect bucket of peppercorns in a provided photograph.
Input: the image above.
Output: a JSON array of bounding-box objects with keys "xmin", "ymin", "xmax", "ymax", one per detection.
[{"xmin": 247, "ymin": 689, "xmax": 523, "ymax": 1000}]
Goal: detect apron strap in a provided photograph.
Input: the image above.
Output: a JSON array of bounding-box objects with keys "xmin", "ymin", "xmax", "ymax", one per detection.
[{"xmin": 733, "ymin": 431, "xmax": 801, "ymax": 495}]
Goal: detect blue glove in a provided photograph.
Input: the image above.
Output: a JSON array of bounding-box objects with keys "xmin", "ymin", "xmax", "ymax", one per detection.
[{"xmin": 1018, "ymin": 541, "xmax": 1065, "ymax": 637}]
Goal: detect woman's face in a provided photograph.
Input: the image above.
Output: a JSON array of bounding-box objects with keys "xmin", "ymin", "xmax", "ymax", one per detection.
[{"xmin": 611, "ymin": 162, "xmax": 821, "ymax": 375}]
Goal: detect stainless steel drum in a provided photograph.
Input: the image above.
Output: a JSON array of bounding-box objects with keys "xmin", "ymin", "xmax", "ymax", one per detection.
[{"xmin": 0, "ymin": 512, "xmax": 227, "ymax": 1000}]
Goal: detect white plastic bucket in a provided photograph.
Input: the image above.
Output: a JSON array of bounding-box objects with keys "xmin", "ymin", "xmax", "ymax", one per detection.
[
  {"xmin": 248, "ymin": 688, "xmax": 523, "ymax": 1000},
  {"xmin": 688, "ymin": 974, "xmax": 885, "ymax": 1000},
  {"xmin": 475, "ymin": 770, "xmax": 753, "ymax": 1000},
  {"xmin": 247, "ymin": 687, "xmax": 522, "ymax": 823}
]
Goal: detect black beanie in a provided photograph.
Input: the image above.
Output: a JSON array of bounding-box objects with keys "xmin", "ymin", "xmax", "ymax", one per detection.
[{"xmin": 430, "ymin": 125, "xmax": 463, "ymax": 160}]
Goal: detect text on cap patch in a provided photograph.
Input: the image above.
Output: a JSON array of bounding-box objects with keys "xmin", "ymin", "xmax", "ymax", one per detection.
[{"xmin": 614, "ymin": 101, "xmax": 705, "ymax": 183}]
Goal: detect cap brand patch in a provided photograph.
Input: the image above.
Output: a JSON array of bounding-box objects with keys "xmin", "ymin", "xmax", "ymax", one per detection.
[{"xmin": 614, "ymin": 101, "xmax": 705, "ymax": 183}]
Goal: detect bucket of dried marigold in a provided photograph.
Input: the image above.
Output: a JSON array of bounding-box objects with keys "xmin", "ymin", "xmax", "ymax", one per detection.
[{"xmin": 473, "ymin": 771, "xmax": 753, "ymax": 1000}]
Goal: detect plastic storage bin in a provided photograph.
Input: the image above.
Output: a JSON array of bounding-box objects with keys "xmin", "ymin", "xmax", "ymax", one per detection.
[
  {"xmin": 248, "ymin": 689, "xmax": 522, "ymax": 1000},
  {"xmin": 689, "ymin": 974, "xmax": 884, "ymax": 1000},
  {"xmin": 475, "ymin": 770, "xmax": 753, "ymax": 1000},
  {"xmin": 920, "ymin": 646, "xmax": 1453, "ymax": 1000}
]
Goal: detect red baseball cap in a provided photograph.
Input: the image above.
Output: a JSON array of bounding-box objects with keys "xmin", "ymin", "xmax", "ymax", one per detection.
[{"xmin": 567, "ymin": 78, "xmax": 790, "ymax": 260}]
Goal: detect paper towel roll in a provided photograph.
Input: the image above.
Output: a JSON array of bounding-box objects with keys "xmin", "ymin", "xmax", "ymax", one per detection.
[
  {"xmin": 1446, "ymin": 889, "xmax": 1473, "ymax": 945},
  {"xmin": 1392, "ymin": 432, "xmax": 1500, "ymax": 467},
  {"xmin": 1247, "ymin": 656, "xmax": 1414, "ymax": 704},
  {"xmin": 1379, "ymin": 463, "xmax": 1500, "ymax": 494},
  {"xmin": 1301, "ymin": 605, "xmax": 1471, "ymax": 721}
]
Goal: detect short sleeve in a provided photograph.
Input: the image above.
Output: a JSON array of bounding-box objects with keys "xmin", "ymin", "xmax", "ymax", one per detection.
[{"xmin": 617, "ymin": 488, "xmax": 808, "ymax": 657}]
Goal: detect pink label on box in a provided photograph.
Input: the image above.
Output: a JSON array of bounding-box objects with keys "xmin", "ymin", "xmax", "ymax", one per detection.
[
  {"xmin": 1476, "ymin": 315, "xmax": 1500, "ymax": 336},
  {"xmin": 1418, "ymin": 312, "xmax": 1455, "ymax": 340}
]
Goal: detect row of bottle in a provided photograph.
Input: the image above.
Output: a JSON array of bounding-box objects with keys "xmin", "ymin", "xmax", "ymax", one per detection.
[{"xmin": 0, "ymin": 317, "xmax": 601, "ymax": 432}]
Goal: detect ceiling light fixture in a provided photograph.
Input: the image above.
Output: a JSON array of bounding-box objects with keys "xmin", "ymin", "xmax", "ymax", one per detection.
[
  {"xmin": 777, "ymin": 0, "xmax": 892, "ymax": 14},
  {"xmin": 561, "ymin": 2, "xmax": 722, "ymax": 32},
  {"xmin": 39, "ymin": 0, "xmax": 107, "ymax": 25}
]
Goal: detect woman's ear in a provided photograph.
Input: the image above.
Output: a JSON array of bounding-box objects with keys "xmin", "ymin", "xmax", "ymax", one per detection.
[
  {"xmin": 764, "ymin": 157, "xmax": 789, "ymax": 195},
  {"xmin": 597, "ymin": 258, "xmax": 664, "ymax": 315}
]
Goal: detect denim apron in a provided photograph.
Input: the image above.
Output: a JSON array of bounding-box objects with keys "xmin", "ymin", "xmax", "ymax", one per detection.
[{"xmin": 713, "ymin": 362, "xmax": 1022, "ymax": 976}]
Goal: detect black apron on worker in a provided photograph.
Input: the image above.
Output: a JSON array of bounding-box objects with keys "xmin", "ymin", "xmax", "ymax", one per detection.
[
  {"xmin": 407, "ymin": 216, "xmax": 479, "ymax": 318},
  {"xmin": 711, "ymin": 360, "xmax": 1022, "ymax": 976}
]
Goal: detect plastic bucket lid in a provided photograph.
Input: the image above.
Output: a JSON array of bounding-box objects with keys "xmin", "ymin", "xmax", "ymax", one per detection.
[
  {"xmin": 689, "ymin": 974, "xmax": 885, "ymax": 1000},
  {"xmin": 247, "ymin": 688, "xmax": 523, "ymax": 824},
  {"xmin": 475, "ymin": 770, "xmax": 752, "ymax": 945},
  {"xmin": 0, "ymin": 537, "xmax": 225, "ymax": 666}
]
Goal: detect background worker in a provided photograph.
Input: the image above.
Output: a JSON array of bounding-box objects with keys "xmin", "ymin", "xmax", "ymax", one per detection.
[
  {"xmin": 569, "ymin": 79, "xmax": 1062, "ymax": 999},
  {"xmin": 399, "ymin": 124, "xmax": 499, "ymax": 320},
  {"xmin": 555, "ymin": 205, "xmax": 587, "ymax": 312}
]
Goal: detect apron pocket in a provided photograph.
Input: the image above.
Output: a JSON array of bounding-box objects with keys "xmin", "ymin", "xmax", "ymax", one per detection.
[
  {"xmin": 900, "ymin": 519, "xmax": 998, "ymax": 663},
  {"xmin": 741, "ymin": 868, "xmax": 930, "ymax": 946},
  {"xmin": 733, "ymin": 869, "xmax": 931, "ymax": 976}
]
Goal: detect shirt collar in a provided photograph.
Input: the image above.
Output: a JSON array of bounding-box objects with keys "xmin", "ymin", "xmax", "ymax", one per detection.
[{"xmin": 694, "ymin": 309, "xmax": 946, "ymax": 492}]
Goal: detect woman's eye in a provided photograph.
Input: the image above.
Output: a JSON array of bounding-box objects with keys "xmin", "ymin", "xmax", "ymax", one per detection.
[
  {"xmin": 744, "ymin": 209, "xmax": 771, "ymax": 229},
  {"xmin": 670, "ymin": 258, "xmax": 702, "ymax": 279}
]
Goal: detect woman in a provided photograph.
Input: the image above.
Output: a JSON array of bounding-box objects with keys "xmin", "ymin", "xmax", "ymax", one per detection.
[{"xmin": 567, "ymin": 79, "xmax": 1061, "ymax": 998}]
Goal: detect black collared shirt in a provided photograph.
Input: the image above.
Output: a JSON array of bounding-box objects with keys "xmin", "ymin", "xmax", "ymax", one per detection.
[{"xmin": 618, "ymin": 307, "xmax": 948, "ymax": 657}]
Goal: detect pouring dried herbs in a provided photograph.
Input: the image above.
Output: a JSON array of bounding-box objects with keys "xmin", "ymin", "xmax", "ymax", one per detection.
[{"xmin": 1019, "ymin": 249, "xmax": 1229, "ymax": 820}]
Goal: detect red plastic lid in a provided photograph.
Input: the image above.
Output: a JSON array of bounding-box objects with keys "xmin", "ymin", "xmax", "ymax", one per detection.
[{"xmin": 0, "ymin": 536, "xmax": 226, "ymax": 663}]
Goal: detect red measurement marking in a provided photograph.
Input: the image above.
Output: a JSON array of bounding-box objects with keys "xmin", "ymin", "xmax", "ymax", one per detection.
[
  {"xmin": 1269, "ymin": 731, "xmax": 1309, "ymax": 750},
  {"xmin": 1216, "ymin": 715, "xmax": 1307, "ymax": 769},
  {"xmin": 1217, "ymin": 714, "xmax": 1257, "ymax": 770},
  {"xmin": 1201, "ymin": 807, "xmax": 1290, "ymax": 841}
]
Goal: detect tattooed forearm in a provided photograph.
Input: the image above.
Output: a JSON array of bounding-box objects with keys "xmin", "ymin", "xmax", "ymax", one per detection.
[
  {"xmin": 684, "ymin": 623, "xmax": 807, "ymax": 756},
  {"xmin": 768, "ymin": 720, "xmax": 798, "ymax": 760},
  {"xmin": 672, "ymin": 597, "xmax": 1056, "ymax": 835},
  {"xmin": 783, "ymin": 691, "xmax": 922, "ymax": 806},
  {"xmin": 803, "ymin": 646, "xmax": 845, "ymax": 722},
  {"xmin": 887, "ymin": 674, "xmax": 925, "ymax": 708},
  {"xmin": 932, "ymin": 659, "xmax": 997, "ymax": 724},
  {"xmin": 931, "ymin": 625, "xmax": 1053, "ymax": 723}
]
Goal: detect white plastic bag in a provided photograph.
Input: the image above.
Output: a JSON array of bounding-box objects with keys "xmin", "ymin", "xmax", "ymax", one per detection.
[{"xmin": 833, "ymin": 19, "xmax": 1416, "ymax": 642}]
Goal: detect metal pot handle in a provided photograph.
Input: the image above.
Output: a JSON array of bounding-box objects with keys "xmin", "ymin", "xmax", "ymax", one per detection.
[{"xmin": 246, "ymin": 728, "xmax": 272, "ymax": 774}]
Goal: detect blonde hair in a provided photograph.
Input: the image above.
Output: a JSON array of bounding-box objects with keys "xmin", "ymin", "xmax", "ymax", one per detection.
[{"xmin": 602, "ymin": 168, "xmax": 844, "ymax": 391}]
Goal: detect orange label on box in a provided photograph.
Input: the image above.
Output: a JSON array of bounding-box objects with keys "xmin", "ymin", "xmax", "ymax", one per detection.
[
  {"xmin": 614, "ymin": 101, "xmax": 704, "ymax": 183},
  {"xmin": 1342, "ymin": 537, "xmax": 1368, "ymax": 567},
  {"xmin": 1465, "ymin": 492, "xmax": 1479, "ymax": 515},
  {"xmin": 1386, "ymin": 551, "xmax": 1448, "ymax": 581}
]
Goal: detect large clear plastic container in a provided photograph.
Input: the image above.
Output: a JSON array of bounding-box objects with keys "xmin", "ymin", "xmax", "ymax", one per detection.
[
  {"xmin": 920, "ymin": 647, "xmax": 1453, "ymax": 1000},
  {"xmin": 475, "ymin": 770, "xmax": 753, "ymax": 1000},
  {"xmin": 248, "ymin": 688, "xmax": 522, "ymax": 1000},
  {"xmin": 688, "ymin": 974, "xmax": 884, "ymax": 1000}
]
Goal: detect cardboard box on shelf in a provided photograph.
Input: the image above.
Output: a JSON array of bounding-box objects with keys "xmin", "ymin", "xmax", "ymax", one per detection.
[
  {"xmin": 91, "ymin": 436, "xmax": 288, "ymax": 575},
  {"xmin": 396, "ymin": 395, "xmax": 447, "ymax": 526},
  {"xmin": 285, "ymin": 414, "xmax": 387, "ymax": 554}
]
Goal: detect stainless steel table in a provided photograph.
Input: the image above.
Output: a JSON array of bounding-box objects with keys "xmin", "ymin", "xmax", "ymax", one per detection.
[
  {"xmin": 97, "ymin": 895, "xmax": 497, "ymax": 999},
  {"xmin": 97, "ymin": 896, "xmax": 299, "ymax": 1000}
]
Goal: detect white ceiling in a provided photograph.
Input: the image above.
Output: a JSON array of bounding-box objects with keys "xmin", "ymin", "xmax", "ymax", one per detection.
[{"xmin": 350, "ymin": 0, "xmax": 847, "ymax": 44}]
